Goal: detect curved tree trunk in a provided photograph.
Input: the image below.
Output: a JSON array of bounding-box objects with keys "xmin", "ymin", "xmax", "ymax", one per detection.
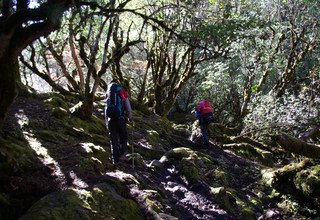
[
  {"xmin": 0, "ymin": 57, "xmax": 19, "ymax": 130},
  {"xmin": 0, "ymin": 0, "xmax": 74, "ymax": 131},
  {"xmin": 274, "ymin": 133, "xmax": 320, "ymax": 158}
]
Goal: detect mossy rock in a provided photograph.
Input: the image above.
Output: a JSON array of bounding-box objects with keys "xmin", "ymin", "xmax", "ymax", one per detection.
[
  {"xmin": 44, "ymin": 96, "xmax": 68, "ymax": 110},
  {"xmin": 172, "ymin": 123, "xmax": 191, "ymax": 137},
  {"xmin": 51, "ymin": 107, "xmax": 69, "ymax": 119},
  {"xmin": 127, "ymin": 153, "xmax": 145, "ymax": 168},
  {"xmin": 0, "ymin": 136, "xmax": 36, "ymax": 173},
  {"xmin": 178, "ymin": 157, "xmax": 200, "ymax": 184},
  {"xmin": 240, "ymin": 208, "xmax": 257, "ymax": 220},
  {"xmin": 160, "ymin": 147, "xmax": 215, "ymax": 168},
  {"xmin": 261, "ymin": 160, "xmax": 313, "ymax": 193},
  {"xmin": 209, "ymin": 123, "xmax": 241, "ymax": 137},
  {"xmin": 231, "ymin": 187, "xmax": 262, "ymax": 218},
  {"xmin": 62, "ymin": 143, "xmax": 110, "ymax": 177},
  {"xmin": 210, "ymin": 187, "xmax": 238, "ymax": 215},
  {"xmin": 68, "ymin": 115, "xmax": 106, "ymax": 136},
  {"xmin": 294, "ymin": 165, "xmax": 320, "ymax": 197},
  {"xmin": 130, "ymin": 116, "xmax": 153, "ymax": 132},
  {"xmin": 206, "ymin": 169, "xmax": 229, "ymax": 187},
  {"xmin": 21, "ymin": 184, "xmax": 144, "ymax": 220},
  {"xmin": 26, "ymin": 119, "xmax": 48, "ymax": 130},
  {"xmin": 104, "ymin": 178, "xmax": 130, "ymax": 197},
  {"xmin": 160, "ymin": 147, "xmax": 216, "ymax": 184},
  {"xmin": 160, "ymin": 147, "xmax": 195, "ymax": 163},
  {"xmin": 74, "ymin": 157, "xmax": 103, "ymax": 177},
  {"xmin": 146, "ymin": 129, "xmax": 168, "ymax": 151},
  {"xmin": 142, "ymin": 189, "xmax": 164, "ymax": 213},
  {"xmin": 106, "ymin": 171, "xmax": 140, "ymax": 187},
  {"xmin": 147, "ymin": 130, "xmax": 160, "ymax": 143},
  {"xmin": 78, "ymin": 143, "xmax": 108, "ymax": 163},
  {"xmin": 63, "ymin": 126, "xmax": 92, "ymax": 139}
]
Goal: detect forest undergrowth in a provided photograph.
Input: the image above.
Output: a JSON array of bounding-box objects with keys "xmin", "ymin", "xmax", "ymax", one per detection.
[{"xmin": 0, "ymin": 94, "xmax": 319, "ymax": 220}]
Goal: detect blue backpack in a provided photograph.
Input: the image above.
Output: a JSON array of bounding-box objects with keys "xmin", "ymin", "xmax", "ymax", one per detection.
[{"xmin": 105, "ymin": 83, "xmax": 124, "ymax": 119}]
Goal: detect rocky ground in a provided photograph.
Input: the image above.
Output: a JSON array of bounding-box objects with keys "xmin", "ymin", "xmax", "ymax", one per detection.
[{"xmin": 1, "ymin": 95, "xmax": 319, "ymax": 220}]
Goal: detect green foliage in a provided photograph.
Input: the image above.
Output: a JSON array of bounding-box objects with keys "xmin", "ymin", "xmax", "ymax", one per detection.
[
  {"xmin": 192, "ymin": 60, "xmax": 242, "ymax": 124},
  {"xmin": 16, "ymin": 0, "xmax": 320, "ymax": 127},
  {"xmin": 244, "ymin": 91, "xmax": 319, "ymax": 140}
]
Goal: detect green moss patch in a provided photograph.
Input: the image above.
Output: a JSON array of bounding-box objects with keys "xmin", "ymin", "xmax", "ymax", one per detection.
[
  {"xmin": 206, "ymin": 169, "xmax": 229, "ymax": 187},
  {"xmin": 44, "ymin": 96, "xmax": 69, "ymax": 110},
  {"xmin": 33, "ymin": 129, "xmax": 69, "ymax": 144},
  {"xmin": 210, "ymin": 187, "xmax": 238, "ymax": 214},
  {"xmin": 51, "ymin": 107, "xmax": 69, "ymax": 119},
  {"xmin": 0, "ymin": 136, "xmax": 36, "ymax": 172},
  {"xmin": 21, "ymin": 184, "xmax": 144, "ymax": 220},
  {"xmin": 67, "ymin": 115, "xmax": 106, "ymax": 136},
  {"xmin": 159, "ymin": 147, "xmax": 217, "ymax": 184},
  {"xmin": 294, "ymin": 165, "xmax": 320, "ymax": 197},
  {"xmin": 261, "ymin": 160, "xmax": 313, "ymax": 191}
]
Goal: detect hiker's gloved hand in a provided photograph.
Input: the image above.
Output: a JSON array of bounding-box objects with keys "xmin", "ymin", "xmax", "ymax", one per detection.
[{"xmin": 128, "ymin": 112, "xmax": 133, "ymax": 123}]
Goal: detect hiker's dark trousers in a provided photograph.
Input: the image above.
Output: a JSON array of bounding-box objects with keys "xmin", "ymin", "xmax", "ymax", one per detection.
[
  {"xmin": 108, "ymin": 117, "xmax": 128, "ymax": 163},
  {"xmin": 200, "ymin": 122, "xmax": 209, "ymax": 145},
  {"xmin": 199, "ymin": 113, "xmax": 214, "ymax": 146}
]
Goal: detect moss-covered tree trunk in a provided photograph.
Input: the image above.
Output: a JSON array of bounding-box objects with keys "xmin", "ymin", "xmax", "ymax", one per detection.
[
  {"xmin": 0, "ymin": 56, "xmax": 19, "ymax": 130},
  {"xmin": 240, "ymin": 73, "xmax": 254, "ymax": 118},
  {"xmin": 274, "ymin": 133, "xmax": 320, "ymax": 158}
]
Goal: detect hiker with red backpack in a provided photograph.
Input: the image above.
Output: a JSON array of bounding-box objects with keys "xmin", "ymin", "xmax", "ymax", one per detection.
[
  {"xmin": 105, "ymin": 80, "xmax": 132, "ymax": 164},
  {"xmin": 195, "ymin": 99, "xmax": 215, "ymax": 146}
]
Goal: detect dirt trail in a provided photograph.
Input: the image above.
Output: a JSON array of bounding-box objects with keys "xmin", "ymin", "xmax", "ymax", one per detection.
[{"xmin": 3, "ymin": 96, "xmax": 262, "ymax": 219}]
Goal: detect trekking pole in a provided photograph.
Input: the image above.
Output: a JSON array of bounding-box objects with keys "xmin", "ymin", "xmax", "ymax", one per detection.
[{"xmin": 131, "ymin": 120, "xmax": 135, "ymax": 170}]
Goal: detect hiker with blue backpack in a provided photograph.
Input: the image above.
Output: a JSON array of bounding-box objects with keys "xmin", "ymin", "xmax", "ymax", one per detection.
[
  {"xmin": 195, "ymin": 99, "xmax": 215, "ymax": 147},
  {"xmin": 105, "ymin": 80, "xmax": 132, "ymax": 164}
]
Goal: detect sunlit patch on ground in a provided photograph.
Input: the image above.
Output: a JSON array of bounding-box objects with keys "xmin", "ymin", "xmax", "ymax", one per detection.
[
  {"xmin": 15, "ymin": 109, "xmax": 88, "ymax": 189},
  {"xmin": 106, "ymin": 170, "xmax": 139, "ymax": 185},
  {"xmin": 80, "ymin": 142, "xmax": 105, "ymax": 153},
  {"xmin": 68, "ymin": 171, "xmax": 88, "ymax": 188}
]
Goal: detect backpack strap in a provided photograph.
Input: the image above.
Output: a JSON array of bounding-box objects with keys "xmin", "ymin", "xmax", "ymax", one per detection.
[{"xmin": 109, "ymin": 84, "xmax": 119, "ymax": 106}]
